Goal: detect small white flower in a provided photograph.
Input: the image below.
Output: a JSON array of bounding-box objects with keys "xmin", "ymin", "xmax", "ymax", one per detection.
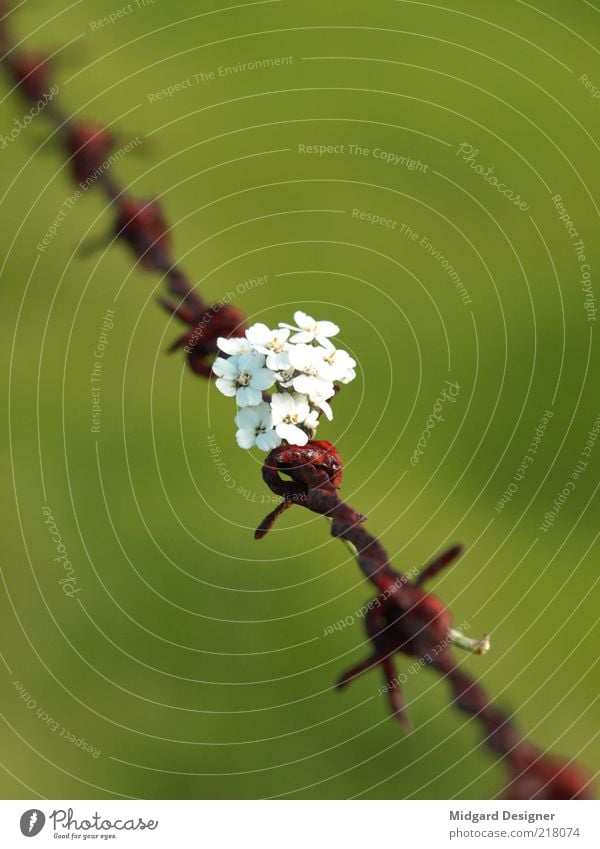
[
  {"xmin": 310, "ymin": 395, "xmax": 334, "ymax": 421},
  {"xmin": 280, "ymin": 311, "xmax": 340, "ymax": 345},
  {"xmin": 212, "ymin": 310, "xmax": 357, "ymax": 452},
  {"xmin": 270, "ymin": 392, "xmax": 313, "ymax": 446},
  {"xmin": 216, "ymin": 336, "xmax": 253, "ymax": 356},
  {"xmin": 319, "ymin": 343, "xmax": 357, "ymax": 384},
  {"xmin": 245, "ymin": 323, "xmax": 291, "ymax": 355},
  {"xmin": 287, "ymin": 344, "xmax": 335, "ymax": 402},
  {"xmin": 266, "ymin": 349, "xmax": 295, "ymax": 381},
  {"xmin": 212, "ymin": 351, "xmax": 275, "ymax": 406},
  {"xmin": 304, "ymin": 408, "xmax": 320, "ymax": 436},
  {"xmin": 235, "ymin": 403, "xmax": 281, "ymax": 452}
]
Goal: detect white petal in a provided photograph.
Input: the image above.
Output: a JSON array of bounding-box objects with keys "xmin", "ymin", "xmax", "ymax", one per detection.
[
  {"xmin": 313, "ymin": 397, "xmax": 333, "ymax": 420},
  {"xmin": 256, "ymin": 404, "xmax": 274, "ymax": 429},
  {"xmin": 287, "ymin": 344, "xmax": 315, "ymax": 371},
  {"xmin": 217, "ymin": 337, "xmax": 252, "ymax": 355},
  {"xmin": 235, "ymin": 406, "xmax": 261, "ymax": 430},
  {"xmin": 250, "ymin": 368, "xmax": 276, "ymax": 391},
  {"xmin": 235, "ymin": 428, "xmax": 256, "ymax": 449},
  {"xmin": 305, "ymin": 410, "xmax": 320, "ymax": 429},
  {"xmin": 289, "ymin": 330, "xmax": 314, "ymax": 344},
  {"xmin": 266, "ymin": 350, "xmax": 291, "ymax": 371},
  {"xmin": 322, "ymin": 348, "xmax": 356, "ymax": 379},
  {"xmin": 276, "ymin": 423, "xmax": 309, "ymax": 446},
  {"xmin": 291, "ymin": 374, "xmax": 318, "ymax": 397},
  {"xmin": 256, "ymin": 430, "xmax": 281, "ymax": 452},
  {"xmin": 215, "ymin": 378, "xmax": 237, "ymax": 397},
  {"xmin": 317, "ymin": 362, "xmax": 336, "ymax": 380},
  {"xmin": 315, "ymin": 320, "xmax": 339, "ymax": 338},
  {"xmin": 212, "ymin": 357, "xmax": 238, "ymax": 378},
  {"xmin": 313, "ymin": 377, "xmax": 336, "ymax": 399},
  {"xmin": 294, "ymin": 310, "xmax": 314, "ymax": 329},
  {"xmin": 338, "ymin": 350, "xmax": 356, "ymax": 368},
  {"xmin": 290, "ymin": 393, "xmax": 310, "ymax": 420},
  {"xmin": 237, "ymin": 351, "xmax": 266, "ymax": 373},
  {"xmin": 237, "ymin": 386, "xmax": 262, "ymax": 406},
  {"xmin": 270, "ymin": 392, "xmax": 295, "ymax": 422},
  {"xmin": 245, "ymin": 323, "xmax": 272, "ymax": 348}
]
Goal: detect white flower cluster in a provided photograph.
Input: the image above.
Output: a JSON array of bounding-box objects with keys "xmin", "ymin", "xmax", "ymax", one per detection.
[{"xmin": 212, "ymin": 311, "xmax": 356, "ymax": 450}]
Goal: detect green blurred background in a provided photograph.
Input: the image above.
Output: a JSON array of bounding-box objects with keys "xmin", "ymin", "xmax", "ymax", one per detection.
[{"xmin": 0, "ymin": 0, "xmax": 598, "ymax": 799}]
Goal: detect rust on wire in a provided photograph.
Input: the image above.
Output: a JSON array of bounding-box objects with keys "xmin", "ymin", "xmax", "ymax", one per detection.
[{"xmin": 0, "ymin": 4, "xmax": 593, "ymax": 800}]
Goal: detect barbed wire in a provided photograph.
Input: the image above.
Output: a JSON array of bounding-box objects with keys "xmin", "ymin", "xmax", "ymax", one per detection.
[{"xmin": 1, "ymin": 3, "xmax": 593, "ymax": 800}]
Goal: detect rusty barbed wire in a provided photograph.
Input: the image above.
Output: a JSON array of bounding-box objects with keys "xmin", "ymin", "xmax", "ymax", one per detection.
[{"xmin": 0, "ymin": 5, "xmax": 593, "ymax": 800}]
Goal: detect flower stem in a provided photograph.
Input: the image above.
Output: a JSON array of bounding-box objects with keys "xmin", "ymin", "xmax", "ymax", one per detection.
[{"xmin": 450, "ymin": 628, "xmax": 491, "ymax": 656}]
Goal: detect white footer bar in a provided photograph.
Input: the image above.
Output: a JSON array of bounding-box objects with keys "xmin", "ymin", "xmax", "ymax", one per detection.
[{"xmin": 0, "ymin": 800, "xmax": 598, "ymax": 848}]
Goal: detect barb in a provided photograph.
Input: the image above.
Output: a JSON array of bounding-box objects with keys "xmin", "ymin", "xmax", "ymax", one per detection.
[
  {"xmin": 0, "ymin": 11, "xmax": 235, "ymax": 366},
  {"xmin": 1, "ymin": 6, "xmax": 593, "ymax": 800},
  {"xmin": 257, "ymin": 442, "xmax": 594, "ymax": 799}
]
